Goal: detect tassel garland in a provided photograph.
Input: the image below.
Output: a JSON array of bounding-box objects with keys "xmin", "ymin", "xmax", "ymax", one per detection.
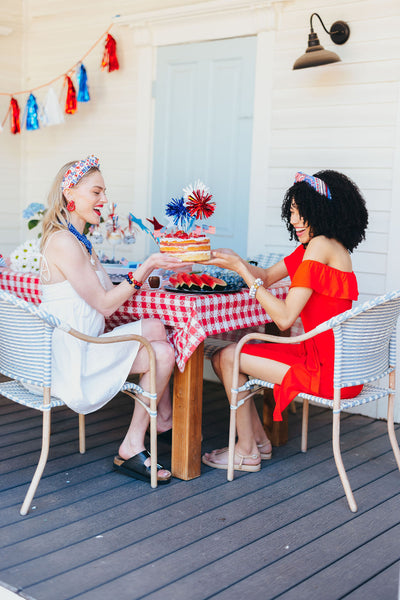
[
  {"xmin": 101, "ymin": 34, "xmax": 119, "ymax": 72},
  {"xmin": 2, "ymin": 27, "xmax": 120, "ymax": 133},
  {"xmin": 43, "ymin": 87, "xmax": 65, "ymax": 126},
  {"xmin": 10, "ymin": 97, "xmax": 21, "ymax": 134},
  {"xmin": 25, "ymin": 93, "xmax": 40, "ymax": 130},
  {"xmin": 77, "ymin": 64, "xmax": 90, "ymax": 102},
  {"xmin": 65, "ymin": 76, "xmax": 77, "ymax": 114}
]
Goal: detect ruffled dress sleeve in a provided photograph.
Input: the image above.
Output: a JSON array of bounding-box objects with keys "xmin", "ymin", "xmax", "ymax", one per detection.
[{"xmin": 291, "ymin": 259, "xmax": 358, "ymax": 301}]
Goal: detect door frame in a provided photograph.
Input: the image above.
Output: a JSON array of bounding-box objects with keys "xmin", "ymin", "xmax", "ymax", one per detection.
[{"xmin": 114, "ymin": 0, "xmax": 287, "ymax": 258}]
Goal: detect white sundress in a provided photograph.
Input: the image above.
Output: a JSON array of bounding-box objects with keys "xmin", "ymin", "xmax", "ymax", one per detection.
[{"xmin": 39, "ymin": 237, "xmax": 142, "ymax": 415}]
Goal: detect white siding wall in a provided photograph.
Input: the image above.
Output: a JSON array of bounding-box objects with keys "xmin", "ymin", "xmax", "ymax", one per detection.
[
  {"xmin": 263, "ymin": 0, "xmax": 400, "ymax": 421},
  {"xmin": 20, "ymin": 1, "xmax": 140, "ymax": 261},
  {"xmin": 1, "ymin": 0, "xmax": 199, "ymax": 259},
  {"xmin": 0, "ymin": 0, "xmax": 399, "ymax": 418},
  {"xmin": 260, "ymin": 0, "xmax": 400, "ymax": 306},
  {"xmin": 0, "ymin": 0, "xmax": 23, "ymax": 254}
]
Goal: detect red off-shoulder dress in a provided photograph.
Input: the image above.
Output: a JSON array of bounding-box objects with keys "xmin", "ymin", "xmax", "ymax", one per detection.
[{"xmin": 241, "ymin": 245, "xmax": 363, "ymax": 421}]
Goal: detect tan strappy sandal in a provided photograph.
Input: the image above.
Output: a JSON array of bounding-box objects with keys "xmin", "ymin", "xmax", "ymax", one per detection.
[
  {"xmin": 202, "ymin": 448, "xmax": 261, "ymax": 472},
  {"xmin": 257, "ymin": 441, "xmax": 272, "ymax": 460}
]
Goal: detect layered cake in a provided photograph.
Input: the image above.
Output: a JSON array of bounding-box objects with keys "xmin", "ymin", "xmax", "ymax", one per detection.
[{"xmin": 159, "ymin": 231, "xmax": 210, "ymax": 262}]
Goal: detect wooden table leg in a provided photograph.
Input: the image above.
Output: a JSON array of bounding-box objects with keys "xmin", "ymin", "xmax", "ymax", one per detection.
[
  {"xmin": 171, "ymin": 341, "xmax": 204, "ymax": 480},
  {"xmin": 262, "ymin": 389, "xmax": 288, "ymax": 447}
]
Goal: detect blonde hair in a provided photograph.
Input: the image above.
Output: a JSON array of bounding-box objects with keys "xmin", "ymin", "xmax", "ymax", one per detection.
[{"xmin": 40, "ymin": 160, "xmax": 100, "ymax": 250}]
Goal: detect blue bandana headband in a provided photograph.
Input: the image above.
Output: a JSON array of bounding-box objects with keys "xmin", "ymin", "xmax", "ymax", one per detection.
[
  {"xmin": 294, "ymin": 171, "xmax": 332, "ymax": 200},
  {"xmin": 61, "ymin": 155, "xmax": 100, "ymax": 191}
]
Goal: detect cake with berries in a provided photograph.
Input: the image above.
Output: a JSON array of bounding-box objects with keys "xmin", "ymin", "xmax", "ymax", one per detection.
[{"xmin": 159, "ymin": 231, "xmax": 211, "ymax": 262}]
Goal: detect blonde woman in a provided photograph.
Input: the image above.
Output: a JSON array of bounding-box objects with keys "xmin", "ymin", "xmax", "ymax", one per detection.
[{"xmin": 40, "ymin": 156, "xmax": 183, "ymax": 484}]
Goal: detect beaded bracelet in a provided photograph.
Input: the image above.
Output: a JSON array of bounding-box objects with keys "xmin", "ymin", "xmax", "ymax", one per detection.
[
  {"xmin": 125, "ymin": 272, "xmax": 143, "ymax": 290},
  {"xmin": 248, "ymin": 278, "xmax": 264, "ymax": 299}
]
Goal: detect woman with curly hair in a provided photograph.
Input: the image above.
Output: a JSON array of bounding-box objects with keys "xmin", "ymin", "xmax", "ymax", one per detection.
[{"xmin": 202, "ymin": 170, "xmax": 368, "ymax": 472}]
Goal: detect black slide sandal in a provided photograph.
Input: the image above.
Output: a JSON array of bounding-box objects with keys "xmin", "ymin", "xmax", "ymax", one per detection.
[{"xmin": 113, "ymin": 450, "xmax": 171, "ymax": 484}]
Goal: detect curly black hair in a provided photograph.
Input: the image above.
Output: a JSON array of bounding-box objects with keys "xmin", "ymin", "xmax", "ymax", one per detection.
[{"xmin": 281, "ymin": 170, "xmax": 368, "ymax": 252}]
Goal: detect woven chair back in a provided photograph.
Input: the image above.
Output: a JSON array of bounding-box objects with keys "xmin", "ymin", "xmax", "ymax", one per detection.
[
  {"xmin": 332, "ymin": 291, "xmax": 400, "ymax": 388},
  {"xmin": 0, "ymin": 291, "xmax": 55, "ymax": 387}
]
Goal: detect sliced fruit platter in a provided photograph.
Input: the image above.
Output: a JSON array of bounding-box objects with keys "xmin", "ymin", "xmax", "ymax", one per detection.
[{"xmin": 166, "ymin": 272, "xmax": 240, "ymax": 293}]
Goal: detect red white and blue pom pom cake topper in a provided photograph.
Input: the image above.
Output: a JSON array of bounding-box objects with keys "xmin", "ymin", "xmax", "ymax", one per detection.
[
  {"xmin": 129, "ymin": 180, "xmax": 216, "ymax": 243},
  {"xmin": 183, "ymin": 180, "xmax": 215, "ymax": 221},
  {"xmin": 165, "ymin": 196, "xmax": 194, "ymax": 231},
  {"xmin": 164, "ymin": 180, "xmax": 216, "ymax": 233}
]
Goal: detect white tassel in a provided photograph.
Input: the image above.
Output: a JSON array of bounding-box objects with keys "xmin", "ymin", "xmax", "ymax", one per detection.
[{"xmin": 42, "ymin": 87, "xmax": 65, "ymax": 126}]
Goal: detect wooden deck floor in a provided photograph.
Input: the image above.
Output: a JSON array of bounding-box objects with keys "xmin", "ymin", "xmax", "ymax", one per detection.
[{"xmin": 0, "ymin": 380, "xmax": 400, "ymax": 600}]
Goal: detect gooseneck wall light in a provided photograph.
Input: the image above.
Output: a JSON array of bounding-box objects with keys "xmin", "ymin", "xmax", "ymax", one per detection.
[{"xmin": 293, "ymin": 13, "xmax": 350, "ymax": 70}]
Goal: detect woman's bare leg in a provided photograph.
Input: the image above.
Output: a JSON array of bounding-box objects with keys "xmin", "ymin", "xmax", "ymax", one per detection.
[
  {"xmin": 209, "ymin": 345, "xmax": 260, "ymax": 460},
  {"xmin": 155, "ymin": 387, "xmax": 173, "ymax": 433},
  {"xmin": 138, "ymin": 319, "xmax": 173, "ymax": 433},
  {"xmin": 118, "ymin": 319, "xmax": 175, "ymax": 477},
  {"xmin": 203, "ymin": 343, "xmax": 289, "ymax": 467}
]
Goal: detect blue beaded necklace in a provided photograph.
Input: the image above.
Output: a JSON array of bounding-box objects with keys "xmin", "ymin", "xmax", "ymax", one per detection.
[{"xmin": 68, "ymin": 223, "xmax": 95, "ymax": 265}]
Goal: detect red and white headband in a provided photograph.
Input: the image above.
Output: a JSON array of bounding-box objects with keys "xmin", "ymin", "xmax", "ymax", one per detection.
[{"xmin": 61, "ymin": 155, "xmax": 100, "ymax": 191}]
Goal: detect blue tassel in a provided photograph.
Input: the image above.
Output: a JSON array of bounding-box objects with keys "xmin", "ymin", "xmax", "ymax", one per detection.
[
  {"xmin": 77, "ymin": 64, "xmax": 90, "ymax": 102},
  {"xmin": 25, "ymin": 93, "xmax": 40, "ymax": 130}
]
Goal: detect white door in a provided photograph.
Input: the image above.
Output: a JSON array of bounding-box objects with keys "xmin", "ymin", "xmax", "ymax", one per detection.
[{"xmin": 151, "ymin": 37, "xmax": 256, "ymax": 256}]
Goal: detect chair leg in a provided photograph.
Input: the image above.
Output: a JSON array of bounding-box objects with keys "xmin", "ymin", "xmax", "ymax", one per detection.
[
  {"xmin": 79, "ymin": 414, "xmax": 86, "ymax": 454},
  {"xmin": 20, "ymin": 409, "xmax": 51, "ymax": 516},
  {"xmin": 227, "ymin": 389, "xmax": 238, "ymax": 482},
  {"xmin": 301, "ymin": 399, "xmax": 309, "ymax": 453},
  {"xmin": 332, "ymin": 410, "xmax": 357, "ymax": 513},
  {"xmin": 228, "ymin": 344, "xmax": 244, "ymax": 482},
  {"xmin": 149, "ymin": 396, "xmax": 158, "ymax": 489},
  {"xmin": 387, "ymin": 372, "xmax": 400, "ymax": 471},
  {"xmin": 148, "ymin": 351, "xmax": 158, "ymax": 489}
]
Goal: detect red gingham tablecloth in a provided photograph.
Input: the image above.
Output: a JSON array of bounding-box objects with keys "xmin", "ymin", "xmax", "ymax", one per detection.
[
  {"xmin": 0, "ymin": 269, "xmax": 290, "ymax": 372},
  {"xmin": 0, "ymin": 269, "xmax": 42, "ymax": 303}
]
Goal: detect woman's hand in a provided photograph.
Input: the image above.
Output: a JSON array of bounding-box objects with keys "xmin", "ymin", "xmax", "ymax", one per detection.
[
  {"xmin": 142, "ymin": 252, "xmax": 185, "ymax": 272},
  {"xmin": 201, "ymin": 248, "xmax": 243, "ymax": 273}
]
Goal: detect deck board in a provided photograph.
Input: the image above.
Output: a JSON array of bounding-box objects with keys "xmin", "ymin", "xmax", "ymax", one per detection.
[
  {"xmin": 341, "ymin": 561, "xmax": 400, "ymax": 599},
  {"xmin": 0, "ymin": 381, "xmax": 399, "ymax": 600}
]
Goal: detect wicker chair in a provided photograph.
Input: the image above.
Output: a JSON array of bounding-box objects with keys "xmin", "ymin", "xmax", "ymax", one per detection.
[
  {"xmin": 228, "ymin": 289, "xmax": 400, "ymax": 512},
  {"xmin": 0, "ymin": 289, "xmax": 159, "ymax": 515},
  {"xmin": 247, "ymin": 252, "xmax": 285, "ymax": 269}
]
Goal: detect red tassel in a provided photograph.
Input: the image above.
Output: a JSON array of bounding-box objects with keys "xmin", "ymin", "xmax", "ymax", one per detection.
[
  {"xmin": 65, "ymin": 76, "xmax": 77, "ymax": 114},
  {"xmin": 10, "ymin": 97, "xmax": 20, "ymax": 134},
  {"xmin": 101, "ymin": 34, "xmax": 119, "ymax": 72}
]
